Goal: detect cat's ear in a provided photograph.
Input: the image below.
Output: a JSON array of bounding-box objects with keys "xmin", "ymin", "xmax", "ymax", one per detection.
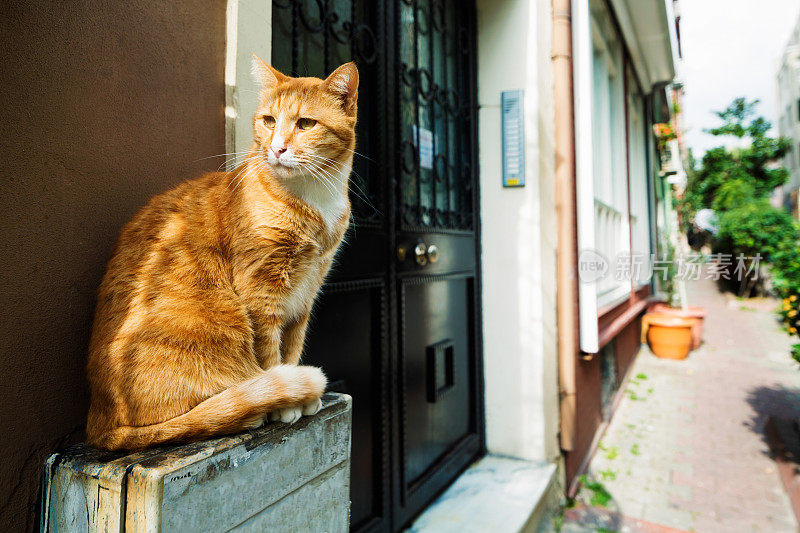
[
  {"xmin": 251, "ymin": 53, "xmax": 286, "ymax": 89},
  {"xmin": 324, "ymin": 62, "xmax": 359, "ymax": 115}
]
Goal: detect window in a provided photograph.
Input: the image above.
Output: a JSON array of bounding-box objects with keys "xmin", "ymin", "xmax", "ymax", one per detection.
[
  {"xmin": 628, "ymin": 83, "xmax": 650, "ymax": 281},
  {"xmin": 591, "ymin": 1, "xmax": 631, "ymax": 307}
]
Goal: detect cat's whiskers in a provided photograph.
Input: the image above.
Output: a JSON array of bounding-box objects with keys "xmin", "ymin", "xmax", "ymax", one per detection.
[
  {"xmin": 296, "ymin": 162, "xmax": 339, "ymax": 199},
  {"xmin": 195, "ymin": 150, "xmax": 252, "ymax": 162},
  {"xmin": 222, "ymin": 151, "xmax": 261, "ymax": 172},
  {"xmin": 233, "ymin": 161, "xmax": 268, "ymax": 194},
  {"xmin": 340, "ymin": 147, "xmax": 374, "ymax": 163},
  {"xmin": 193, "ymin": 150, "xmax": 254, "ymax": 172},
  {"xmin": 297, "ymin": 156, "xmax": 346, "ymax": 187},
  {"xmin": 299, "ymin": 153, "xmax": 362, "ymax": 192},
  {"xmin": 309, "ymin": 148, "xmax": 376, "ymax": 194},
  {"xmin": 305, "ymin": 163, "xmax": 377, "ymax": 218},
  {"xmin": 228, "ymin": 156, "xmax": 263, "ymax": 193},
  {"xmin": 303, "ymin": 160, "xmax": 373, "ymax": 209},
  {"xmin": 301, "ymin": 153, "xmax": 368, "ymax": 192},
  {"xmin": 300, "ymin": 154, "xmax": 379, "ymax": 214},
  {"xmin": 297, "ymin": 158, "xmax": 360, "ymax": 205},
  {"xmin": 226, "ymin": 157, "xmax": 254, "ymax": 191}
]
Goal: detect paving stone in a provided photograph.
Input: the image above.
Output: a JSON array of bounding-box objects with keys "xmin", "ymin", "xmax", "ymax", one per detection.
[{"xmin": 642, "ymin": 505, "xmax": 693, "ymax": 531}]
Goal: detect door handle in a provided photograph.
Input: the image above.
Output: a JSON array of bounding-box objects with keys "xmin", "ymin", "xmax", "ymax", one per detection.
[
  {"xmin": 411, "ymin": 242, "xmax": 440, "ymax": 266},
  {"xmin": 426, "ymin": 244, "xmax": 439, "ymax": 263},
  {"xmin": 397, "ymin": 242, "xmax": 440, "ymax": 266},
  {"xmin": 414, "ymin": 243, "xmax": 428, "ymax": 266}
]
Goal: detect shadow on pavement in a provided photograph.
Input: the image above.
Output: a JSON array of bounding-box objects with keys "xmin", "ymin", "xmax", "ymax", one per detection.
[{"xmin": 745, "ymin": 384, "xmax": 800, "ymax": 457}]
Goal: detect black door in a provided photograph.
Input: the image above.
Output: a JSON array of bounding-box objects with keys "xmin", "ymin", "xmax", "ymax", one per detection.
[{"xmin": 271, "ymin": 1, "xmax": 482, "ymax": 531}]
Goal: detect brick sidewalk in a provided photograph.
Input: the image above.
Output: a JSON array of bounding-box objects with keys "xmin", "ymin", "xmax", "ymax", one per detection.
[{"xmin": 561, "ymin": 277, "xmax": 800, "ymax": 532}]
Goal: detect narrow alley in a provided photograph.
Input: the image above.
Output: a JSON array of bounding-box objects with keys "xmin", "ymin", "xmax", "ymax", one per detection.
[{"xmin": 561, "ymin": 276, "xmax": 800, "ymax": 532}]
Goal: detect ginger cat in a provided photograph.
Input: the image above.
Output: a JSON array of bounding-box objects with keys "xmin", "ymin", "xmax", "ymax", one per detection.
[{"xmin": 86, "ymin": 57, "xmax": 358, "ymax": 451}]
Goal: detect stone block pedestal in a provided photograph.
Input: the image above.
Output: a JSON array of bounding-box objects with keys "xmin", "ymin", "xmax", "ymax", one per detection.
[{"xmin": 41, "ymin": 393, "xmax": 352, "ymax": 532}]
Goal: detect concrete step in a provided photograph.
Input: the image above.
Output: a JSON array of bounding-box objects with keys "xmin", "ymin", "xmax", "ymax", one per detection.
[{"xmin": 407, "ymin": 455, "xmax": 559, "ymax": 533}]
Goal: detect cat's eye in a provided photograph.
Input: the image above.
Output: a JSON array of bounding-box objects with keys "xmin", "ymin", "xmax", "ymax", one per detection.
[
  {"xmin": 297, "ymin": 118, "xmax": 317, "ymax": 131},
  {"xmin": 263, "ymin": 115, "xmax": 276, "ymax": 128}
]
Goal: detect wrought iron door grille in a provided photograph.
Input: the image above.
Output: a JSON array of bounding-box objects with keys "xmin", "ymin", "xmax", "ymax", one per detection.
[{"xmin": 397, "ymin": 0, "xmax": 475, "ymax": 231}]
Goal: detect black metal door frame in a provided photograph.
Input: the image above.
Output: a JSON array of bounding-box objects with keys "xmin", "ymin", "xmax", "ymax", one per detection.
[
  {"xmin": 387, "ymin": 0, "xmax": 484, "ymax": 529},
  {"xmin": 270, "ymin": 1, "xmax": 483, "ymax": 531}
]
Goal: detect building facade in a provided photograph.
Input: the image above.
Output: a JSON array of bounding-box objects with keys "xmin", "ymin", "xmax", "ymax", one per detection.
[
  {"xmin": 558, "ymin": 0, "xmax": 678, "ymax": 494},
  {"xmin": 0, "ymin": 0, "xmax": 678, "ymax": 531},
  {"xmin": 777, "ymin": 13, "xmax": 800, "ymax": 218}
]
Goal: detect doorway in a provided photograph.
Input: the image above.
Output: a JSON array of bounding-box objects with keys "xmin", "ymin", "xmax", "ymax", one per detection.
[{"xmin": 271, "ymin": 1, "xmax": 483, "ymax": 530}]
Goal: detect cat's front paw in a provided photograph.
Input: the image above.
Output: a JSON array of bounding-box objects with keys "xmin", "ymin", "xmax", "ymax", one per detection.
[
  {"xmin": 243, "ymin": 415, "xmax": 266, "ymax": 430},
  {"xmin": 266, "ymin": 398, "xmax": 322, "ymax": 424},
  {"xmin": 267, "ymin": 406, "xmax": 303, "ymax": 424},
  {"xmin": 301, "ymin": 397, "xmax": 322, "ymax": 416}
]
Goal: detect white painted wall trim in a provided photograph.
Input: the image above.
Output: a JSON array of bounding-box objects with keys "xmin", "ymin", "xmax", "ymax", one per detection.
[
  {"xmin": 225, "ymin": 0, "xmax": 272, "ymax": 170},
  {"xmin": 608, "ymin": 0, "xmax": 676, "ymax": 88},
  {"xmin": 572, "ymin": 0, "xmax": 599, "ymax": 354},
  {"xmin": 477, "ymin": 0, "xmax": 559, "ymax": 462}
]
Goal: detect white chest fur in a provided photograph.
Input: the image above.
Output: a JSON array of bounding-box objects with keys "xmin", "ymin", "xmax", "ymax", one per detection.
[{"xmin": 284, "ymin": 163, "xmax": 350, "ymax": 232}]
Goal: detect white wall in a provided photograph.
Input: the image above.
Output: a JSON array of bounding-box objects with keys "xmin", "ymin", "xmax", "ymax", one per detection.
[
  {"xmin": 225, "ymin": 0, "xmax": 272, "ymax": 167},
  {"xmin": 476, "ymin": 0, "xmax": 559, "ymax": 462}
]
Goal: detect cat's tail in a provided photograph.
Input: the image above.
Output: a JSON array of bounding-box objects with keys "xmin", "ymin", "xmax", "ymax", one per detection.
[{"xmin": 89, "ymin": 364, "xmax": 326, "ymax": 451}]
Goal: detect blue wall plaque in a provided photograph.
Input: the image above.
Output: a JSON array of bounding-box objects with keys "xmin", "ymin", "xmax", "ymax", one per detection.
[{"xmin": 501, "ymin": 90, "xmax": 525, "ymax": 187}]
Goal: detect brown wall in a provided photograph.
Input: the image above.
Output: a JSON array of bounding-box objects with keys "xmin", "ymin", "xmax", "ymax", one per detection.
[
  {"xmin": 0, "ymin": 2, "xmax": 226, "ymax": 529},
  {"xmin": 565, "ymin": 312, "xmax": 645, "ymax": 489},
  {"xmin": 615, "ymin": 319, "xmax": 642, "ymax": 376},
  {"xmin": 567, "ymin": 353, "xmax": 603, "ymax": 485}
]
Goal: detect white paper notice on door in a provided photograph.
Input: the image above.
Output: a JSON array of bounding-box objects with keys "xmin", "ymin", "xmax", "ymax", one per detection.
[{"xmin": 412, "ymin": 125, "xmax": 434, "ymax": 170}]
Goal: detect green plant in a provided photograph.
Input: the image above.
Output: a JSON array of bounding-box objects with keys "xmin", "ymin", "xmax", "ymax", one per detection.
[
  {"xmin": 626, "ymin": 389, "xmax": 644, "ymax": 401},
  {"xmin": 681, "ymin": 98, "xmax": 791, "ymax": 268},
  {"xmin": 604, "ymin": 446, "xmax": 619, "ymax": 460},
  {"xmin": 711, "ymin": 179, "xmax": 755, "ymax": 212},
  {"xmin": 578, "ymin": 475, "xmax": 613, "ymax": 507},
  {"xmin": 635, "ymin": 373, "xmax": 648, "ymax": 380},
  {"xmin": 598, "ymin": 469, "xmax": 617, "ymax": 481},
  {"xmin": 715, "ymin": 200, "xmax": 798, "ymax": 262},
  {"xmin": 791, "ymin": 344, "xmax": 800, "ymax": 365},
  {"xmin": 773, "ymin": 243, "xmax": 800, "ymax": 297},
  {"xmin": 630, "ymin": 444, "xmax": 641, "ymax": 456},
  {"xmin": 653, "ymin": 233, "xmax": 680, "ymax": 306}
]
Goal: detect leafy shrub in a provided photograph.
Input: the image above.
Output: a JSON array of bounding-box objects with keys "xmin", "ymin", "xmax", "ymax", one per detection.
[
  {"xmin": 780, "ymin": 296, "xmax": 800, "ymax": 336},
  {"xmin": 792, "ymin": 344, "xmax": 800, "ymax": 365},
  {"xmin": 772, "ymin": 241, "xmax": 800, "ymax": 297},
  {"xmin": 715, "ymin": 200, "xmax": 798, "ymax": 261},
  {"xmin": 679, "ymin": 98, "xmax": 800, "ymax": 359},
  {"xmin": 711, "ymin": 180, "xmax": 754, "ymax": 212}
]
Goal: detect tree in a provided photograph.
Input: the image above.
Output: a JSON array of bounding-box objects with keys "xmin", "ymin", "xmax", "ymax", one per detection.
[
  {"xmin": 682, "ymin": 98, "xmax": 796, "ymax": 294},
  {"xmin": 686, "ymin": 99, "xmax": 790, "ymax": 210}
]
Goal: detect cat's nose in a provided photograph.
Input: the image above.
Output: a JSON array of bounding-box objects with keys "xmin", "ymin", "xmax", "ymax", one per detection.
[{"xmin": 272, "ymin": 147, "xmax": 287, "ymax": 159}]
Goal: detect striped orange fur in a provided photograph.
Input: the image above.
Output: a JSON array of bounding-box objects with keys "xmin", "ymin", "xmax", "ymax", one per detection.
[{"xmin": 86, "ymin": 58, "xmax": 358, "ymax": 450}]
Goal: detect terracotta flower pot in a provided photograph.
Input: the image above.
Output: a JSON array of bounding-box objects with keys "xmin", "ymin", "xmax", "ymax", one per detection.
[
  {"xmin": 642, "ymin": 313, "xmax": 697, "ymax": 360},
  {"xmin": 648, "ymin": 302, "xmax": 706, "ymax": 349}
]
